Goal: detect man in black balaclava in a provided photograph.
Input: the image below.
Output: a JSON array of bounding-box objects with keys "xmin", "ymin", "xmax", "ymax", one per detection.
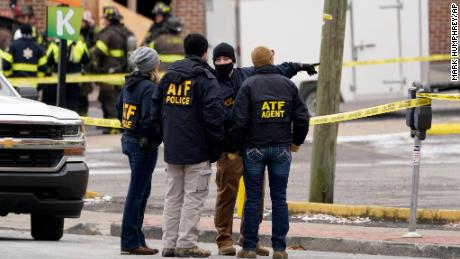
[{"xmin": 212, "ymin": 42, "xmax": 317, "ymax": 256}]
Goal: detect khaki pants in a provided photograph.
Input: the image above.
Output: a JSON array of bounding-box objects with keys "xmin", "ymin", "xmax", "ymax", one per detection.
[
  {"xmin": 214, "ymin": 153, "xmax": 264, "ymax": 248},
  {"xmin": 162, "ymin": 161, "xmax": 212, "ymax": 249}
]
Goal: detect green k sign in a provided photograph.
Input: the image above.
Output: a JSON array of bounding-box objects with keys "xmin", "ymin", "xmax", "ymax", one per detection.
[{"xmin": 47, "ymin": 6, "xmax": 83, "ymax": 41}]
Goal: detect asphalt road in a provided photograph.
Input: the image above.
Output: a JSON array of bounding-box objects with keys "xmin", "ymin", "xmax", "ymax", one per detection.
[
  {"xmin": 0, "ymin": 230, "xmax": 425, "ymax": 259},
  {"xmin": 85, "ymin": 120, "xmax": 460, "ymax": 216}
]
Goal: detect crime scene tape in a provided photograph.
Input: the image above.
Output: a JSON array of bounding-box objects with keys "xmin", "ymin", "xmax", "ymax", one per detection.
[
  {"xmin": 79, "ymin": 98, "xmax": 432, "ymax": 129},
  {"xmin": 7, "ymin": 74, "xmax": 126, "ymax": 87},
  {"xmin": 4, "ymin": 54, "xmax": 453, "ymax": 85},
  {"xmin": 417, "ymin": 93, "xmax": 460, "ymax": 101},
  {"xmin": 80, "ymin": 116, "xmax": 122, "ymax": 129},
  {"xmin": 343, "ymin": 54, "xmax": 452, "ymax": 67},
  {"xmin": 310, "ymin": 98, "xmax": 431, "ymax": 125}
]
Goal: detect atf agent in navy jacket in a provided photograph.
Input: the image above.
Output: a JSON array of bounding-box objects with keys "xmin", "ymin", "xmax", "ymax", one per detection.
[
  {"xmin": 116, "ymin": 70, "xmax": 161, "ymax": 145},
  {"xmin": 218, "ymin": 64, "xmax": 309, "ymax": 149},
  {"xmin": 115, "ymin": 46, "xmax": 163, "ymax": 255},
  {"xmin": 151, "ymin": 55, "xmax": 225, "ymax": 165},
  {"xmin": 231, "ymin": 64, "xmax": 310, "ymax": 150}
]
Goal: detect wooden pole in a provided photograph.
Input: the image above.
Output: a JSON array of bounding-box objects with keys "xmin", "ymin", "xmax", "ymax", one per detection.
[{"xmin": 309, "ymin": 0, "xmax": 348, "ymax": 203}]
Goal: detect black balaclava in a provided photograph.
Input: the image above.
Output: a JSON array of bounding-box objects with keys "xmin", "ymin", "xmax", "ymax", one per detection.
[
  {"xmin": 215, "ymin": 63, "xmax": 234, "ymax": 80},
  {"xmin": 213, "ymin": 42, "xmax": 236, "ymax": 80}
]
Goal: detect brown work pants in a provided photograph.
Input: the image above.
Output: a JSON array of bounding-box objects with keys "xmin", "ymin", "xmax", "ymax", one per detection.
[{"xmin": 214, "ymin": 153, "xmax": 264, "ymax": 248}]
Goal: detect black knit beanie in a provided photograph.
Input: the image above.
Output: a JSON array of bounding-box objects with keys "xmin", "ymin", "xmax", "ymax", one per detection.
[
  {"xmin": 184, "ymin": 33, "xmax": 208, "ymax": 57},
  {"xmin": 213, "ymin": 42, "xmax": 236, "ymax": 63}
]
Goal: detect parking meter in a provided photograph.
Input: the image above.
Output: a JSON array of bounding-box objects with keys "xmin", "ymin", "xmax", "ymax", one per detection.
[
  {"xmin": 404, "ymin": 81, "xmax": 432, "ymax": 238},
  {"xmin": 414, "ymin": 82, "xmax": 432, "ymax": 140}
]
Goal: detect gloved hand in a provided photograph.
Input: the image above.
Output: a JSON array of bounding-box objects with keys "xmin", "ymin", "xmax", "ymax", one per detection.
[
  {"xmin": 227, "ymin": 152, "xmax": 239, "ymax": 160},
  {"xmin": 301, "ymin": 63, "xmax": 319, "ymax": 76},
  {"xmin": 290, "ymin": 144, "xmax": 300, "ymax": 152}
]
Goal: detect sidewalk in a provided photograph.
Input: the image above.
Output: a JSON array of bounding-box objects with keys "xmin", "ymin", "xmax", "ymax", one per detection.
[{"xmin": 111, "ymin": 214, "xmax": 460, "ymax": 258}]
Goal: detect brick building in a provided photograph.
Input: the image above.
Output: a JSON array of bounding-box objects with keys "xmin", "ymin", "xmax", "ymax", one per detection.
[{"xmin": 429, "ymin": 0, "xmax": 459, "ymax": 55}]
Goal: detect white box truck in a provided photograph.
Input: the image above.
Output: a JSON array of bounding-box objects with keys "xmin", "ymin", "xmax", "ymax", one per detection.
[{"xmin": 205, "ymin": 0, "xmax": 432, "ymax": 115}]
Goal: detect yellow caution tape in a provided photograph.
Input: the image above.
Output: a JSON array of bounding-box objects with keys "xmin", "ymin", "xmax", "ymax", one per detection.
[
  {"xmin": 3, "ymin": 55, "xmax": 453, "ymax": 86},
  {"xmin": 417, "ymin": 93, "xmax": 460, "ymax": 101},
  {"xmin": 310, "ymin": 98, "xmax": 432, "ymax": 125},
  {"xmin": 343, "ymin": 54, "xmax": 453, "ymax": 67},
  {"xmin": 80, "ymin": 116, "xmax": 122, "ymax": 129},
  {"xmin": 7, "ymin": 73, "xmax": 126, "ymax": 87},
  {"xmin": 80, "ymin": 98, "xmax": 434, "ymax": 129}
]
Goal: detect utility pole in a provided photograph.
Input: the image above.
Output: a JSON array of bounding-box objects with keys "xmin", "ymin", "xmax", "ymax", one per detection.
[{"xmin": 309, "ymin": 0, "xmax": 348, "ymax": 203}]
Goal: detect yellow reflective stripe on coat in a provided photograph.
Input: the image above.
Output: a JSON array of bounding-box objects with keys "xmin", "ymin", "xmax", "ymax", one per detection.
[
  {"xmin": 96, "ymin": 40, "xmax": 109, "ymax": 56},
  {"xmin": 38, "ymin": 56, "xmax": 47, "ymax": 66},
  {"xmin": 159, "ymin": 54, "xmax": 185, "ymax": 63},
  {"xmin": 1, "ymin": 51, "xmax": 13, "ymax": 63},
  {"xmin": 109, "ymin": 49, "xmax": 124, "ymax": 57},
  {"xmin": 71, "ymin": 40, "xmax": 89, "ymax": 63},
  {"xmin": 12, "ymin": 63, "xmax": 38, "ymax": 72}
]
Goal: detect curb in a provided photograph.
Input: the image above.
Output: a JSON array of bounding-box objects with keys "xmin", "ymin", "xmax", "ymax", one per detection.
[
  {"xmin": 428, "ymin": 123, "xmax": 460, "ymax": 135},
  {"xmin": 110, "ymin": 224, "xmax": 460, "ymax": 258},
  {"xmin": 287, "ymin": 202, "xmax": 460, "ymax": 223}
]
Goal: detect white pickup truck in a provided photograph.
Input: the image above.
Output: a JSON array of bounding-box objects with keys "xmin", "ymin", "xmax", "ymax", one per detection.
[{"xmin": 0, "ymin": 74, "xmax": 88, "ymax": 241}]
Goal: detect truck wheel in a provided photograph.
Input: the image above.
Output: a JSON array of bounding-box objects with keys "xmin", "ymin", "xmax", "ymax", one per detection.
[
  {"xmin": 31, "ymin": 214, "xmax": 64, "ymax": 241},
  {"xmin": 299, "ymin": 81, "xmax": 317, "ymax": 117}
]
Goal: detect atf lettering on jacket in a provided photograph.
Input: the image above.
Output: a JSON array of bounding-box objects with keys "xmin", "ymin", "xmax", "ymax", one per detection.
[
  {"xmin": 122, "ymin": 103, "xmax": 138, "ymax": 129},
  {"xmin": 165, "ymin": 80, "xmax": 193, "ymax": 106},
  {"xmin": 224, "ymin": 95, "xmax": 235, "ymax": 107},
  {"xmin": 257, "ymin": 100, "xmax": 290, "ymax": 122}
]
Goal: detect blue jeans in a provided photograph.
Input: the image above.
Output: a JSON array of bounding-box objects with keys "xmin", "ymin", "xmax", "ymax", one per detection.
[
  {"xmin": 242, "ymin": 145, "xmax": 291, "ymax": 251},
  {"xmin": 121, "ymin": 135, "xmax": 158, "ymax": 250}
]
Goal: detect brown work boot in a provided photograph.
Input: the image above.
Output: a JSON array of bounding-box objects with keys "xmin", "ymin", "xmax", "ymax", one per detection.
[
  {"xmin": 120, "ymin": 246, "xmax": 158, "ymax": 255},
  {"xmin": 218, "ymin": 245, "xmax": 237, "ymax": 256},
  {"xmin": 236, "ymin": 249, "xmax": 257, "ymax": 258},
  {"xmin": 256, "ymin": 243, "xmax": 270, "ymax": 256},
  {"xmin": 273, "ymin": 250, "xmax": 288, "ymax": 259},
  {"xmin": 175, "ymin": 246, "xmax": 211, "ymax": 258}
]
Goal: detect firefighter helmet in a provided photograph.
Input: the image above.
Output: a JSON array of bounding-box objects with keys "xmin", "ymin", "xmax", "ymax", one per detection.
[
  {"xmin": 103, "ymin": 6, "xmax": 123, "ymax": 21},
  {"xmin": 151, "ymin": 2, "xmax": 171, "ymax": 16}
]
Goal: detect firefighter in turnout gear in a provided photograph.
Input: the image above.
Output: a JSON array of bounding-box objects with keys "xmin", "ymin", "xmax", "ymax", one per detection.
[
  {"xmin": 1, "ymin": 25, "xmax": 46, "ymax": 80},
  {"xmin": 42, "ymin": 38, "xmax": 90, "ymax": 112},
  {"xmin": 13, "ymin": 5, "xmax": 43, "ymax": 45},
  {"xmin": 95, "ymin": 6, "xmax": 136, "ymax": 134},
  {"xmin": 152, "ymin": 16, "xmax": 185, "ymax": 71},
  {"xmin": 143, "ymin": 1, "xmax": 172, "ymax": 48}
]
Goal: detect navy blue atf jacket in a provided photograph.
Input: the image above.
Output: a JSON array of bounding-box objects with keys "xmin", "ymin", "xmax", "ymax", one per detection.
[
  {"xmin": 217, "ymin": 63, "xmax": 304, "ymax": 151},
  {"xmin": 151, "ymin": 55, "xmax": 225, "ymax": 164},
  {"xmin": 116, "ymin": 71, "xmax": 161, "ymax": 144},
  {"xmin": 230, "ymin": 65, "xmax": 310, "ymax": 150}
]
